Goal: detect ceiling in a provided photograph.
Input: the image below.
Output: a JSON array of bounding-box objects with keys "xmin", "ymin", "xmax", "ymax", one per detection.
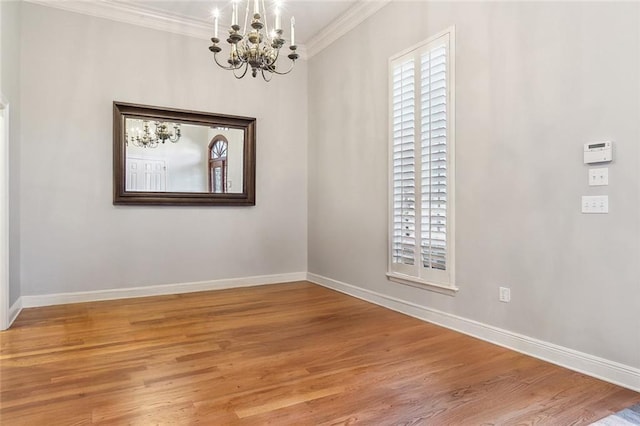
[
  {"xmin": 111, "ymin": 0, "xmax": 359, "ymax": 46},
  {"xmin": 27, "ymin": 0, "xmax": 389, "ymax": 57}
]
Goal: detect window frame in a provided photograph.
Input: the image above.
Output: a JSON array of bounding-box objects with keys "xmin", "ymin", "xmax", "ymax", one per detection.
[{"xmin": 387, "ymin": 27, "xmax": 458, "ymax": 295}]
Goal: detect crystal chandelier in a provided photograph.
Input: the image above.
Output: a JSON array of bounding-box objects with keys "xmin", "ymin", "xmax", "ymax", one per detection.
[
  {"xmin": 126, "ymin": 121, "xmax": 181, "ymax": 148},
  {"xmin": 209, "ymin": 0, "xmax": 298, "ymax": 80}
]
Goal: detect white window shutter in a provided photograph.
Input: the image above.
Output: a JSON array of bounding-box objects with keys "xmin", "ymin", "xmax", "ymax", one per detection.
[
  {"xmin": 392, "ymin": 60, "xmax": 416, "ymax": 267},
  {"xmin": 420, "ymin": 45, "xmax": 448, "ymax": 271}
]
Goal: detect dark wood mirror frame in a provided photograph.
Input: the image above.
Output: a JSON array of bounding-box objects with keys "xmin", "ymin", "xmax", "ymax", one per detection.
[{"xmin": 113, "ymin": 101, "xmax": 256, "ymax": 206}]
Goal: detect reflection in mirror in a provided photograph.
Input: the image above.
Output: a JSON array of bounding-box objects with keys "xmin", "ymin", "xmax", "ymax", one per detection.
[
  {"xmin": 127, "ymin": 120, "xmax": 181, "ymax": 148},
  {"xmin": 114, "ymin": 102, "xmax": 256, "ymax": 206},
  {"xmin": 124, "ymin": 119, "xmax": 244, "ymax": 194}
]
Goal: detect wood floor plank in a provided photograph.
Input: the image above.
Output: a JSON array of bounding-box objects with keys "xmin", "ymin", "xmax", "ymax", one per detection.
[{"xmin": 0, "ymin": 281, "xmax": 638, "ymax": 424}]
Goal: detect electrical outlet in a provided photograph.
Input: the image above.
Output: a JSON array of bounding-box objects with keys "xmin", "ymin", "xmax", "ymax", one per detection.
[{"xmin": 499, "ymin": 287, "xmax": 511, "ymax": 303}]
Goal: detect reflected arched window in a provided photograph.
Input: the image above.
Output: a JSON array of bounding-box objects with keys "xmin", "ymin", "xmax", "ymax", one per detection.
[{"xmin": 209, "ymin": 135, "xmax": 228, "ymax": 193}]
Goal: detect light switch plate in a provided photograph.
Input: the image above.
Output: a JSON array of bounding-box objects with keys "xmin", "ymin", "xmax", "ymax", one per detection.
[
  {"xmin": 582, "ymin": 195, "xmax": 609, "ymax": 214},
  {"xmin": 589, "ymin": 168, "xmax": 609, "ymax": 186}
]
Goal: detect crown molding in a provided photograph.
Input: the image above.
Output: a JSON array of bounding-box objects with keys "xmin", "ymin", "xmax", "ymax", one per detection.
[
  {"xmin": 23, "ymin": 0, "xmax": 389, "ymax": 60},
  {"xmin": 305, "ymin": 0, "xmax": 391, "ymax": 59},
  {"xmin": 25, "ymin": 0, "xmax": 213, "ymax": 40},
  {"xmin": 23, "ymin": 0, "xmax": 309, "ymax": 58}
]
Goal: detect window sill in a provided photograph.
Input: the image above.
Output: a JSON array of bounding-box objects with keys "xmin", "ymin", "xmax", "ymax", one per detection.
[{"xmin": 386, "ymin": 272, "xmax": 459, "ymax": 296}]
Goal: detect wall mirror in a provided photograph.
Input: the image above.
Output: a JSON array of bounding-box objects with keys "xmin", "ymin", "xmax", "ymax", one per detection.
[{"xmin": 113, "ymin": 102, "xmax": 256, "ymax": 205}]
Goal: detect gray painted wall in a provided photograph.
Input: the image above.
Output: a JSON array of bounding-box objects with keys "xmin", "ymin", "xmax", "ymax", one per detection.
[
  {"xmin": 1, "ymin": 0, "xmax": 22, "ymax": 306},
  {"xmin": 8, "ymin": 0, "xmax": 640, "ymax": 372},
  {"xmin": 18, "ymin": 3, "xmax": 308, "ymax": 296},
  {"xmin": 308, "ymin": 1, "xmax": 640, "ymax": 368}
]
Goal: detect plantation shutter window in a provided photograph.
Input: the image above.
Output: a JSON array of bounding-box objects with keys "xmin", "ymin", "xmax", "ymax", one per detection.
[
  {"xmin": 388, "ymin": 29, "xmax": 456, "ymax": 293},
  {"xmin": 421, "ymin": 46, "xmax": 448, "ymax": 271},
  {"xmin": 392, "ymin": 59, "xmax": 416, "ymax": 267}
]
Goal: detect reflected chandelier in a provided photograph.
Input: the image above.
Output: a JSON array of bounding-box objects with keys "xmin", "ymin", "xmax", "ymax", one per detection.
[
  {"xmin": 126, "ymin": 121, "xmax": 181, "ymax": 149},
  {"xmin": 209, "ymin": 0, "xmax": 298, "ymax": 80}
]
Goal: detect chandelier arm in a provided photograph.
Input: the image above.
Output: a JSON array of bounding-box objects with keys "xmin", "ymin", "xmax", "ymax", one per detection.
[
  {"xmin": 169, "ymin": 124, "xmax": 180, "ymax": 143},
  {"xmin": 213, "ymin": 52, "xmax": 233, "ymax": 70},
  {"xmin": 213, "ymin": 51, "xmax": 243, "ymax": 71},
  {"xmin": 269, "ymin": 58, "xmax": 296, "ymax": 75},
  {"xmin": 258, "ymin": 45, "xmax": 277, "ymax": 75},
  {"xmin": 262, "ymin": 43, "xmax": 297, "ymax": 76},
  {"xmin": 261, "ymin": 67, "xmax": 273, "ymax": 82},
  {"xmin": 265, "ymin": 44, "xmax": 280, "ymax": 66},
  {"xmin": 233, "ymin": 62, "xmax": 250, "ymax": 79}
]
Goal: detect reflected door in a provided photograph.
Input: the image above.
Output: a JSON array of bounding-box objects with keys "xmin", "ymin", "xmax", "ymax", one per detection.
[
  {"xmin": 126, "ymin": 158, "xmax": 167, "ymax": 191},
  {"xmin": 208, "ymin": 136, "xmax": 228, "ymax": 193}
]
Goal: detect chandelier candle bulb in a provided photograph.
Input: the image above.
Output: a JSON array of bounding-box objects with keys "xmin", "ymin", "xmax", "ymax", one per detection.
[
  {"xmin": 275, "ymin": 8, "xmax": 281, "ymax": 31},
  {"xmin": 290, "ymin": 16, "xmax": 295, "ymax": 45},
  {"xmin": 254, "ymin": 0, "xmax": 259, "ymax": 15},
  {"xmin": 213, "ymin": 9, "xmax": 219, "ymax": 39},
  {"xmin": 232, "ymin": 3, "xmax": 237, "ymax": 26}
]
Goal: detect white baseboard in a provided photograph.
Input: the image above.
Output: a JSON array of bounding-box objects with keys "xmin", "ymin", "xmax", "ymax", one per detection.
[
  {"xmin": 307, "ymin": 272, "xmax": 640, "ymax": 393},
  {"xmin": 8, "ymin": 297, "xmax": 22, "ymax": 327},
  {"xmin": 19, "ymin": 272, "xmax": 307, "ymax": 309},
  {"xmin": 10, "ymin": 270, "xmax": 640, "ymax": 392}
]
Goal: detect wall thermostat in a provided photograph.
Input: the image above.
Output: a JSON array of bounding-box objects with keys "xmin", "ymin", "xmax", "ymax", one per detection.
[{"xmin": 584, "ymin": 141, "xmax": 613, "ymax": 164}]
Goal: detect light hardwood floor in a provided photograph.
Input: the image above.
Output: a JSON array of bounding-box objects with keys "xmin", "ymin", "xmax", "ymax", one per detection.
[{"xmin": 0, "ymin": 282, "xmax": 638, "ymax": 425}]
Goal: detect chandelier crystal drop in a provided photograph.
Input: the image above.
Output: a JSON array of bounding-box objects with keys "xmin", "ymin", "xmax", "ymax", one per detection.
[
  {"xmin": 209, "ymin": 0, "xmax": 298, "ymax": 81},
  {"xmin": 126, "ymin": 120, "xmax": 182, "ymax": 149}
]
